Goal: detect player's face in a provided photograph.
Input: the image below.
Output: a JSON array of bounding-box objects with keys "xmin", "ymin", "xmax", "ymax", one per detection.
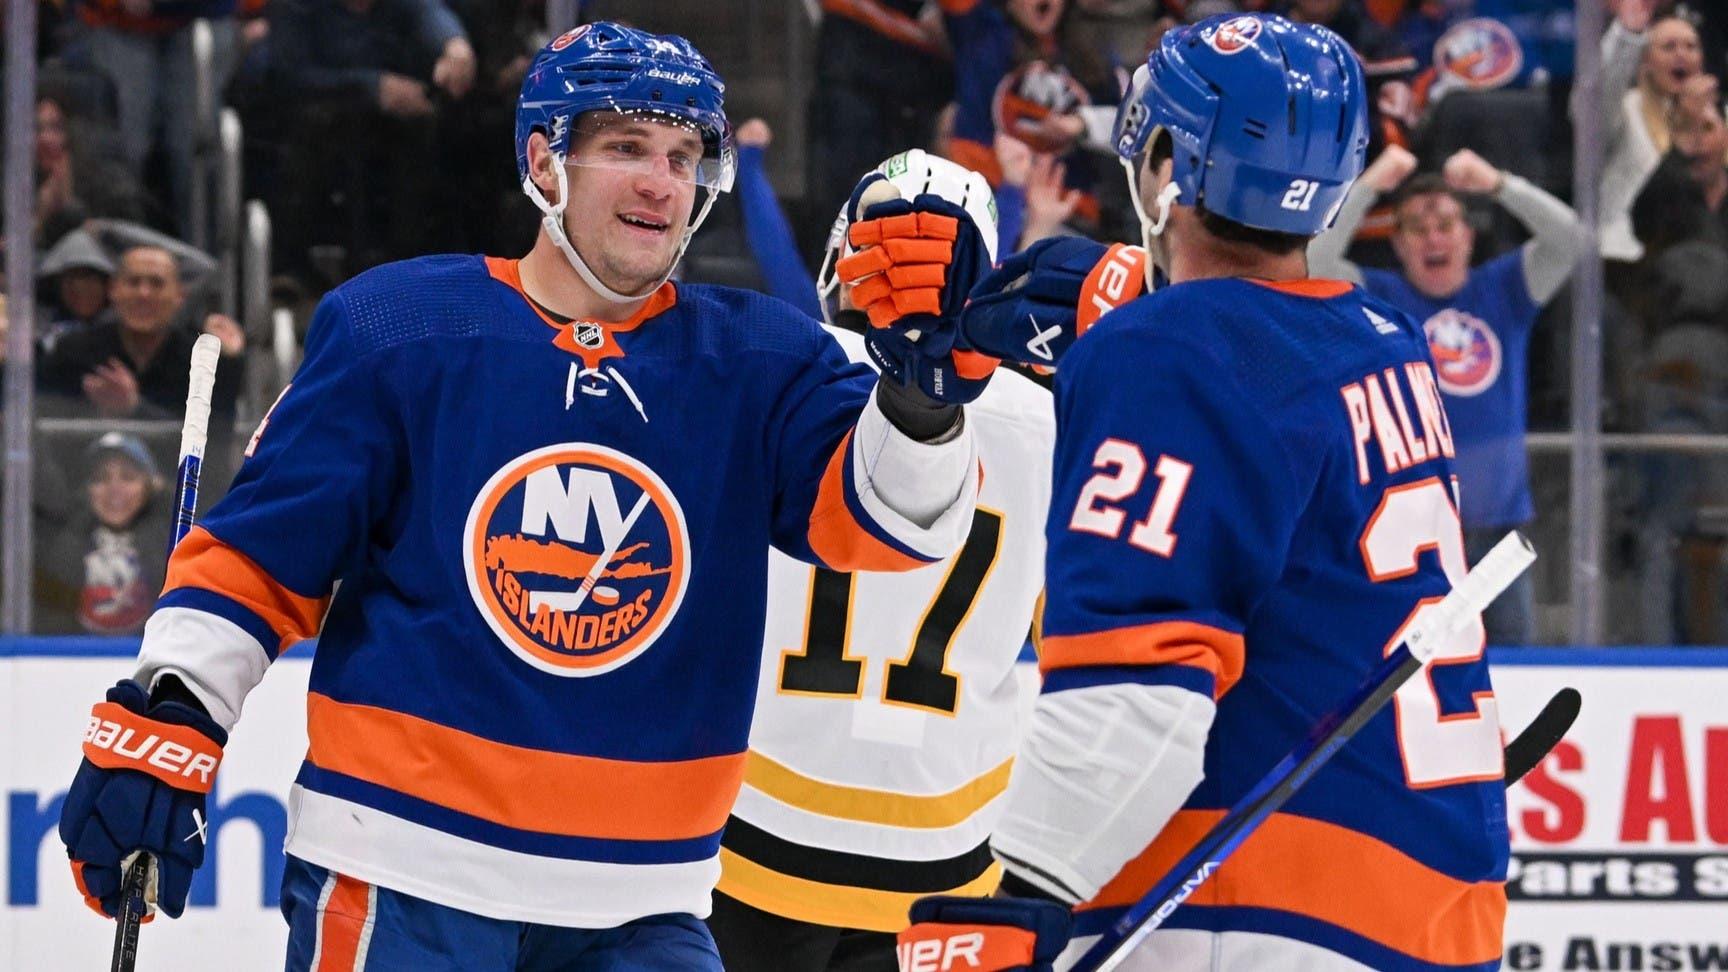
[
  {"xmin": 561, "ymin": 114, "xmax": 703, "ymax": 294},
  {"xmin": 89, "ymin": 457, "xmax": 150, "ymax": 529},
  {"xmin": 1391, "ymin": 193, "xmax": 1472, "ymax": 298},
  {"xmin": 1641, "ymin": 19, "xmax": 1702, "ymax": 98}
]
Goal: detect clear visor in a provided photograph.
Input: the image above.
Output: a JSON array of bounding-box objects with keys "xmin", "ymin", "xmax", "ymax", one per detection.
[{"xmin": 564, "ymin": 115, "xmax": 736, "ymax": 191}]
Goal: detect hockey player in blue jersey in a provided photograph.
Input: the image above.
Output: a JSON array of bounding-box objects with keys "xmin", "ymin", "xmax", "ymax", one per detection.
[
  {"xmin": 895, "ymin": 13, "xmax": 1512, "ymax": 971},
  {"xmin": 55, "ymin": 22, "xmax": 999, "ymax": 972}
]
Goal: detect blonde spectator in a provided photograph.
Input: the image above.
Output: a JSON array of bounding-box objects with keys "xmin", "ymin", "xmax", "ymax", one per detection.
[{"xmin": 1581, "ymin": 0, "xmax": 1706, "ymax": 261}]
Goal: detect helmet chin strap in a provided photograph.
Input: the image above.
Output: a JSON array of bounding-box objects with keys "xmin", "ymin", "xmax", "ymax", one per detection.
[
  {"xmin": 1120, "ymin": 155, "xmax": 1182, "ymax": 290},
  {"xmin": 522, "ymin": 160, "xmax": 720, "ymax": 306}
]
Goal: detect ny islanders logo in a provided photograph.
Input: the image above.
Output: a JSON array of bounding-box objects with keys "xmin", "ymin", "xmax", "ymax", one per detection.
[
  {"xmin": 1434, "ymin": 18, "xmax": 1523, "ymax": 91},
  {"xmin": 463, "ymin": 444, "xmax": 689, "ymax": 676},
  {"xmin": 548, "ymin": 24, "xmax": 589, "ymax": 52},
  {"xmin": 1208, "ymin": 16, "xmax": 1263, "ymax": 55},
  {"xmin": 1424, "ymin": 309, "xmax": 1501, "ymax": 397}
]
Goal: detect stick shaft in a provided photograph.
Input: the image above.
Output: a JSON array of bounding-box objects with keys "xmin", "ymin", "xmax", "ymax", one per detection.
[
  {"xmin": 1074, "ymin": 532, "xmax": 1535, "ymax": 972},
  {"xmin": 112, "ymin": 334, "xmax": 223, "ymax": 972}
]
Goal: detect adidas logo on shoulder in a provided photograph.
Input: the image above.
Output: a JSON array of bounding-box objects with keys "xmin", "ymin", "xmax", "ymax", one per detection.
[{"xmin": 1365, "ymin": 308, "xmax": 1401, "ymax": 336}]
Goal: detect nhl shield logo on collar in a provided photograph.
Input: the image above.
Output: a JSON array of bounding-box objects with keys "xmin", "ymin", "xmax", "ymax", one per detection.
[
  {"xmin": 463, "ymin": 443, "xmax": 690, "ymax": 676},
  {"xmin": 572, "ymin": 322, "xmax": 606, "ymax": 351}
]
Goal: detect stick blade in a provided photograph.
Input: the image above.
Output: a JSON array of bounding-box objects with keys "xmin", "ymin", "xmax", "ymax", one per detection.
[{"xmin": 1504, "ymin": 687, "xmax": 1582, "ymax": 787}]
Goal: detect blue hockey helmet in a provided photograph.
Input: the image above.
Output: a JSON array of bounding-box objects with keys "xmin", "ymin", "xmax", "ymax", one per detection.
[
  {"xmin": 514, "ymin": 22, "xmax": 736, "ymax": 303},
  {"xmin": 515, "ymin": 22, "xmax": 735, "ymax": 191},
  {"xmin": 1112, "ymin": 13, "xmax": 1368, "ymax": 237}
]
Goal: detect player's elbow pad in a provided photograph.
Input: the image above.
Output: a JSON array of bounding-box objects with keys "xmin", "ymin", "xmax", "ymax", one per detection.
[{"xmin": 991, "ymin": 682, "xmax": 1214, "ymax": 904}]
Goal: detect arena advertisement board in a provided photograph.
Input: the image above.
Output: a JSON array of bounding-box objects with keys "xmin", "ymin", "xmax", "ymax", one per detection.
[
  {"xmin": 2, "ymin": 641, "xmax": 308, "ymax": 970},
  {"xmin": 4, "ymin": 641, "xmax": 1726, "ymax": 969},
  {"xmin": 1497, "ymin": 651, "xmax": 1728, "ymax": 971}
]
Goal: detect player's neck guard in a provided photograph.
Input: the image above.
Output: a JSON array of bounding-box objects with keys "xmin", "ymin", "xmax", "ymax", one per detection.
[{"xmin": 523, "ymin": 160, "xmax": 720, "ymax": 306}]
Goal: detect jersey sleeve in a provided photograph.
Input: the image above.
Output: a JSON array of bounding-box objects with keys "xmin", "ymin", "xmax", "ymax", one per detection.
[
  {"xmin": 991, "ymin": 320, "xmax": 1310, "ymax": 903},
  {"xmin": 138, "ymin": 291, "xmax": 404, "ymax": 728},
  {"xmin": 766, "ymin": 329, "xmax": 979, "ymax": 572},
  {"xmin": 1038, "ymin": 325, "xmax": 1306, "ymax": 701}
]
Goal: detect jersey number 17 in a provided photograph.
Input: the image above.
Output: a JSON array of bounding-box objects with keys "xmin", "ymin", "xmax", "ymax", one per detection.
[{"xmin": 777, "ymin": 509, "xmax": 1005, "ymax": 716}]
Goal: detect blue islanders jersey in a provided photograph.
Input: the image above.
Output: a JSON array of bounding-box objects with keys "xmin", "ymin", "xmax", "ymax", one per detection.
[
  {"xmin": 132, "ymin": 255, "xmax": 979, "ymax": 927},
  {"xmin": 1043, "ymin": 278, "xmax": 1508, "ymax": 970},
  {"xmin": 1364, "ymin": 252, "xmax": 1538, "ymax": 529}
]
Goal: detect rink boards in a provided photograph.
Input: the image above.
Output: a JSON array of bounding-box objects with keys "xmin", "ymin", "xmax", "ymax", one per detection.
[{"xmin": 3, "ymin": 639, "xmax": 1725, "ymax": 971}]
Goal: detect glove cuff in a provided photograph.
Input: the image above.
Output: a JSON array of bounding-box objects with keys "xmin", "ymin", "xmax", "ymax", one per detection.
[{"xmin": 83, "ymin": 681, "xmax": 226, "ymax": 793}]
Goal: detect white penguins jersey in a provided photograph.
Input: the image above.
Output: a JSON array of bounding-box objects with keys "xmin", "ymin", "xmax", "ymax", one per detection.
[{"xmin": 717, "ymin": 325, "xmax": 1054, "ymax": 932}]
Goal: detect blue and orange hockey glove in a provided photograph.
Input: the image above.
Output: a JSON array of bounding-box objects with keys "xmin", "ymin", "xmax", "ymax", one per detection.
[
  {"xmin": 959, "ymin": 238, "xmax": 1149, "ymax": 373},
  {"xmin": 896, "ymin": 895, "xmax": 1073, "ymax": 972},
  {"xmin": 839, "ymin": 189, "xmax": 999, "ymax": 405},
  {"xmin": 59, "ymin": 677, "xmax": 226, "ymax": 920}
]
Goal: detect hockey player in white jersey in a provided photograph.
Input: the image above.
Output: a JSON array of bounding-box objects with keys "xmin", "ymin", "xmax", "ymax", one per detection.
[{"xmin": 707, "ymin": 150, "xmax": 1056, "ymax": 972}]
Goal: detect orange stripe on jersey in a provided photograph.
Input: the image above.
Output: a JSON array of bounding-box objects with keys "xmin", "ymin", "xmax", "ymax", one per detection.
[
  {"xmin": 1249, "ymin": 278, "xmax": 1353, "ymax": 298},
  {"xmin": 314, "ymin": 873, "xmax": 372, "ymax": 972},
  {"xmin": 484, "ymin": 256, "xmax": 675, "ymax": 333},
  {"xmin": 1039, "ymin": 621, "xmax": 1245, "ymax": 699},
  {"xmin": 162, "ymin": 526, "xmax": 327, "ymax": 652},
  {"xmin": 305, "ymin": 693, "xmax": 746, "ymax": 841},
  {"xmin": 807, "ymin": 431, "xmax": 931, "ymax": 573},
  {"xmin": 1084, "ymin": 810, "xmax": 1505, "ymax": 967}
]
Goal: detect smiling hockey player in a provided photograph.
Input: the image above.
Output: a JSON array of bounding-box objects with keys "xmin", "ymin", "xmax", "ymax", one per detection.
[
  {"xmin": 896, "ymin": 13, "xmax": 1511, "ymax": 971},
  {"xmin": 56, "ymin": 22, "xmax": 995, "ymax": 971}
]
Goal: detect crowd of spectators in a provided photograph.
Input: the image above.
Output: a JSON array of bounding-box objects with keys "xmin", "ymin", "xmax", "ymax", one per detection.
[{"xmin": 6, "ymin": 0, "xmax": 1728, "ymax": 642}]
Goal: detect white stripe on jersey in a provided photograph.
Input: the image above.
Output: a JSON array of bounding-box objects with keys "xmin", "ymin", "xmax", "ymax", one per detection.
[{"xmin": 286, "ymin": 786, "xmax": 719, "ymax": 927}]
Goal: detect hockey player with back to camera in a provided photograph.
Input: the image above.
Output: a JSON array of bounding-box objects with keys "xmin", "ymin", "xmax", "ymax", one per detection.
[
  {"xmin": 56, "ymin": 21, "xmax": 1000, "ymax": 972},
  {"xmin": 896, "ymin": 12, "xmax": 1512, "ymax": 971}
]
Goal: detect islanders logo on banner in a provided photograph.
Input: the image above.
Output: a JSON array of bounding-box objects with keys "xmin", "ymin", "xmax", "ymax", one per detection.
[
  {"xmin": 993, "ymin": 61, "xmax": 1091, "ymax": 154},
  {"xmin": 463, "ymin": 443, "xmax": 689, "ymax": 677},
  {"xmin": 1424, "ymin": 308, "xmax": 1502, "ymax": 397},
  {"xmin": 1433, "ymin": 18, "xmax": 1523, "ymax": 91}
]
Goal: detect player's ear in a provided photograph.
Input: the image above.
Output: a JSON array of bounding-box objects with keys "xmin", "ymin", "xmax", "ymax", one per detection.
[{"xmin": 526, "ymin": 132, "xmax": 560, "ymax": 197}]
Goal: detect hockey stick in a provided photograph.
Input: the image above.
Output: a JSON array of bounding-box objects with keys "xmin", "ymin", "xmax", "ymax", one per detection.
[
  {"xmin": 1071, "ymin": 531, "xmax": 1537, "ymax": 972},
  {"xmin": 111, "ymin": 334, "xmax": 223, "ymax": 972},
  {"xmin": 1503, "ymin": 686, "xmax": 1582, "ymax": 787}
]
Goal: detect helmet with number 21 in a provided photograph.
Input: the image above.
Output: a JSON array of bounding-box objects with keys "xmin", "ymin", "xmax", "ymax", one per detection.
[{"xmin": 1113, "ymin": 13, "xmax": 1369, "ymax": 253}]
